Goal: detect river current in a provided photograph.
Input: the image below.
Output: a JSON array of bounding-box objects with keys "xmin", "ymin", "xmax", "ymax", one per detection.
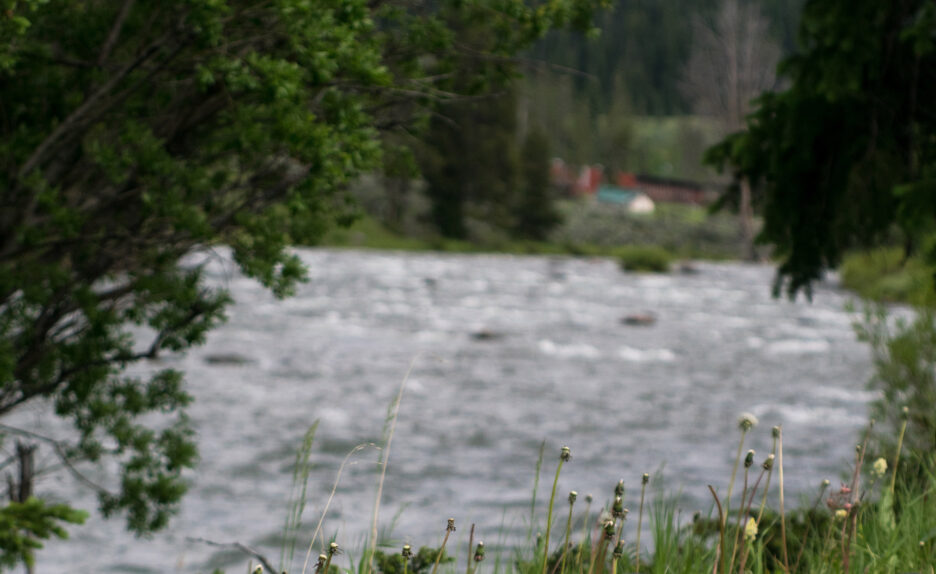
[{"xmin": 36, "ymin": 249, "xmax": 875, "ymax": 572}]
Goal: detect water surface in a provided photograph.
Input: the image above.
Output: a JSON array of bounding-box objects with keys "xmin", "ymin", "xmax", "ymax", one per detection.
[{"xmin": 38, "ymin": 249, "xmax": 874, "ymax": 572}]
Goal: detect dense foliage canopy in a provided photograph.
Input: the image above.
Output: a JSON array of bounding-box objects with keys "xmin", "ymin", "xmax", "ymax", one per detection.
[
  {"xmin": 0, "ymin": 0, "xmax": 602, "ymax": 565},
  {"xmin": 707, "ymin": 0, "xmax": 936, "ymax": 297}
]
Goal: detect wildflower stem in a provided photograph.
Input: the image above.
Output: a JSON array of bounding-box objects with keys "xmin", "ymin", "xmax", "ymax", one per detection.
[
  {"xmin": 777, "ymin": 426, "xmax": 789, "ymax": 574},
  {"xmin": 727, "ymin": 466, "xmax": 750, "ymax": 574},
  {"xmin": 542, "ymin": 448, "xmax": 570, "ymax": 574},
  {"xmin": 636, "ymin": 475, "xmax": 648, "ymax": 574},
  {"xmin": 431, "ymin": 519, "xmax": 456, "ymax": 574},
  {"xmin": 755, "ymin": 435, "xmax": 778, "ymax": 526},
  {"xmin": 708, "ymin": 485, "xmax": 725, "ymax": 574},
  {"xmin": 725, "ymin": 426, "xmax": 749, "ymax": 528},
  {"xmin": 557, "ymin": 493, "xmax": 576, "ymax": 574}
]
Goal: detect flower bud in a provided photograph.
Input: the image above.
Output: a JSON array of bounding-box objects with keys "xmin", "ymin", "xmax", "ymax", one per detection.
[
  {"xmin": 744, "ymin": 449, "xmax": 755, "ymax": 468},
  {"xmin": 329, "ymin": 542, "xmax": 340, "ymax": 555},
  {"xmin": 612, "ymin": 540, "xmax": 624, "ymax": 559},
  {"xmin": 614, "ymin": 479, "xmax": 625, "ymax": 497},
  {"xmin": 447, "ymin": 518, "xmax": 456, "ymax": 532},
  {"xmin": 402, "ymin": 545, "xmax": 412, "ymax": 558},
  {"xmin": 642, "ymin": 473, "xmax": 649, "ymax": 485},
  {"xmin": 772, "ymin": 426, "xmax": 781, "ymax": 439},
  {"xmin": 474, "ymin": 541, "xmax": 485, "ymax": 562},
  {"xmin": 560, "ymin": 446, "xmax": 572, "ymax": 462},
  {"xmin": 568, "ymin": 491, "xmax": 578, "ymax": 504},
  {"xmin": 603, "ymin": 519, "xmax": 616, "ymax": 539},
  {"xmin": 763, "ymin": 454, "xmax": 775, "ymax": 471}
]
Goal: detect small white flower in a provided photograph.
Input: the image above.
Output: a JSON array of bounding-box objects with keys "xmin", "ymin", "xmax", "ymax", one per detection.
[
  {"xmin": 872, "ymin": 457, "xmax": 888, "ymax": 478},
  {"xmin": 738, "ymin": 413, "xmax": 758, "ymax": 431}
]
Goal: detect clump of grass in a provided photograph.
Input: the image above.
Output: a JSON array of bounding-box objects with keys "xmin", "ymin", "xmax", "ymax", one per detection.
[{"xmin": 224, "ymin": 411, "xmax": 936, "ymax": 574}]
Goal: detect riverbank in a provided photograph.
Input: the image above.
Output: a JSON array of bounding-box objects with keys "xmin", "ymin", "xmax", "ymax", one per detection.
[{"xmin": 320, "ymin": 201, "xmax": 747, "ymax": 271}]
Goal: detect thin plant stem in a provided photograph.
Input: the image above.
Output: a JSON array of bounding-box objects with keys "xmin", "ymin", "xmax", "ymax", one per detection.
[
  {"xmin": 636, "ymin": 475, "xmax": 648, "ymax": 574},
  {"xmin": 556, "ymin": 494, "xmax": 576, "ymax": 574},
  {"xmin": 727, "ymin": 466, "xmax": 750, "ymax": 573},
  {"xmin": 431, "ymin": 519, "xmax": 456, "ymax": 574},
  {"xmin": 725, "ymin": 428, "xmax": 749, "ymax": 525},
  {"xmin": 791, "ymin": 480, "xmax": 830, "ymax": 574},
  {"xmin": 367, "ymin": 357, "xmax": 417, "ymax": 574},
  {"xmin": 890, "ymin": 411, "xmax": 909, "ymax": 495},
  {"xmin": 775, "ymin": 426, "xmax": 790, "ymax": 573},
  {"xmin": 575, "ymin": 497, "xmax": 593, "ymax": 573},
  {"xmin": 755, "ymin": 436, "xmax": 778, "ymax": 525},
  {"xmin": 542, "ymin": 448, "xmax": 570, "ymax": 574},
  {"xmin": 466, "ymin": 524, "xmax": 475, "ymax": 574},
  {"xmin": 708, "ymin": 485, "xmax": 725, "ymax": 574},
  {"xmin": 737, "ymin": 467, "xmax": 767, "ymax": 574},
  {"xmin": 301, "ymin": 444, "xmax": 374, "ymax": 574}
]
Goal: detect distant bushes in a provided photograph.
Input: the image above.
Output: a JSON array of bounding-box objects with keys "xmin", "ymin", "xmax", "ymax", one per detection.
[
  {"xmin": 552, "ymin": 201, "xmax": 745, "ymax": 260},
  {"xmin": 839, "ymin": 247, "xmax": 934, "ymax": 305},
  {"xmin": 615, "ymin": 245, "xmax": 672, "ymax": 272}
]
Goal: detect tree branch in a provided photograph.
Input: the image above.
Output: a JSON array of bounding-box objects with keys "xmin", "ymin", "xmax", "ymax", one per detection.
[
  {"xmin": 187, "ymin": 537, "xmax": 278, "ymax": 573},
  {"xmin": 0, "ymin": 423, "xmax": 114, "ymax": 497},
  {"xmin": 98, "ymin": 0, "xmax": 137, "ymax": 66}
]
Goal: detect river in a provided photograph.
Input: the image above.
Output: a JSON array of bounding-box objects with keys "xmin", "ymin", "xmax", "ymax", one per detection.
[{"xmin": 37, "ymin": 249, "xmax": 874, "ymax": 573}]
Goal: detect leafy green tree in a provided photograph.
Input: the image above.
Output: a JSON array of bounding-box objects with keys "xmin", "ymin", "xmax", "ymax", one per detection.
[
  {"xmin": 0, "ymin": 0, "xmax": 603, "ymax": 566},
  {"xmin": 421, "ymin": 81, "xmax": 521, "ymax": 239},
  {"xmin": 706, "ymin": 0, "xmax": 936, "ymax": 297}
]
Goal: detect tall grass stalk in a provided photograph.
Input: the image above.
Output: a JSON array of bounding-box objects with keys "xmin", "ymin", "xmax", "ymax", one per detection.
[
  {"xmin": 890, "ymin": 407, "xmax": 909, "ymax": 495},
  {"xmin": 541, "ymin": 446, "xmax": 571, "ymax": 574},
  {"xmin": 281, "ymin": 421, "xmax": 320, "ymax": 572},
  {"xmin": 635, "ymin": 474, "xmax": 648, "ymax": 574},
  {"xmin": 367, "ymin": 357, "xmax": 416, "ymax": 574},
  {"xmin": 529, "ymin": 441, "xmax": 547, "ymax": 545},
  {"xmin": 301, "ymin": 443, "xmax": 374, "ymax": 574}
]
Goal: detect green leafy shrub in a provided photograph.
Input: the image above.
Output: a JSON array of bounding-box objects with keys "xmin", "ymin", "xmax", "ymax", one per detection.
[
  {"xmin": 852, "ymin": 304, "xmax": 936, "ymax": 478},
  {"xmin": 839, "ymin": 248, "xmax": 935, "ymax": 305},
  {"xmin": 616, "ymin": 246, "xmax": 673, "ymax": 272}
]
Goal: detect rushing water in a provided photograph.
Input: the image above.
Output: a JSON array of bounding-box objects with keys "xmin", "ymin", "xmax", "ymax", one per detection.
[{"xmin": 35, "ymin": 249, "xmax": 875, "ymax": 573}]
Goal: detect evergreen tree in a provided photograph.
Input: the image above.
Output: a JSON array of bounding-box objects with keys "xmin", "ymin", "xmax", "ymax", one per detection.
[{"xmin": 514, "ymin": 127, "xmax": 562, "ymax": 241}]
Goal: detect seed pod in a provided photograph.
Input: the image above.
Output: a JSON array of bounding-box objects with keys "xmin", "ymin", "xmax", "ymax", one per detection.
[{"xmin": 447, "ymin": 518, "xmax": 456, "ymax": 532}]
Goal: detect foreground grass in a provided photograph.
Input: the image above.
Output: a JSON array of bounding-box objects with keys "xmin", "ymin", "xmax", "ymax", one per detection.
[{"xmin": 215, "ymin": 416, "xmax": 935, "ymax": 574}]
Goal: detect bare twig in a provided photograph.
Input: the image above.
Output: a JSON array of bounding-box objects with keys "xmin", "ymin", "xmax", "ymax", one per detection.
[
  {"xmin": 0, "ymin": 423, "xmax": 112, "ymax": 496},
  {"xmin": 187, "ymin": 536, "xmax": 278, "ymax": 574}
]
